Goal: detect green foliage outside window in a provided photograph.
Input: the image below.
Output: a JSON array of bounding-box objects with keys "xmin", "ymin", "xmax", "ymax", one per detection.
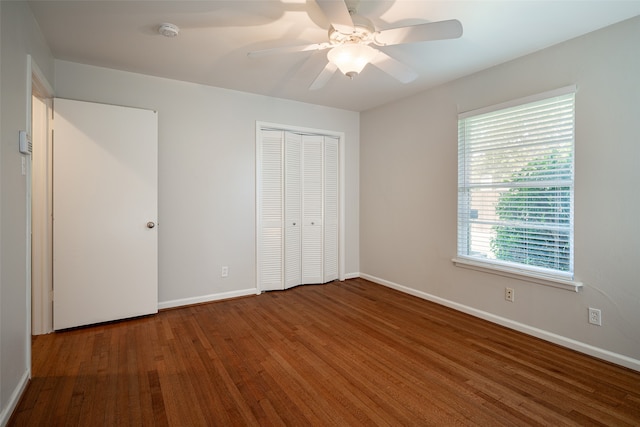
[{"xmin": 490, "ymin": 154, "xmax": 571, "ymax": 271}]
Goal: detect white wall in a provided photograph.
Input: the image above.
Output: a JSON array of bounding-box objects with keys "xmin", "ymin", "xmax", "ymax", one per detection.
[
  {"xmin": 54, "ymin": 60, "xmax": 360, "ymax": 307},
  {"xmin": 0, "ymin": 2, "xmax": 54, "ymax": 425},
  {"xmin": 360, "ymin": 16, "xmax": 640, "ymax": 368}
]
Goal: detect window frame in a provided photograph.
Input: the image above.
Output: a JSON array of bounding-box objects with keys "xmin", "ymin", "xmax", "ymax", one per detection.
[{"xmin": 453, "ymin": 86, "xmax": 582, "ymax": 292}]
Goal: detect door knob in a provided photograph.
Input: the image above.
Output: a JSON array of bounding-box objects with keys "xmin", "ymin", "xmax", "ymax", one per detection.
[{"xmin": 147, "ymin": 221, "xmax": 156, "ymax": 229}]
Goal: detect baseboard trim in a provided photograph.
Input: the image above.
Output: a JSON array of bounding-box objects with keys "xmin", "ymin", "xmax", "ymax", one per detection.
[
  {"xmin": 159, "ymin": 276, "xmax": 365, "ymax": 310},
  {"xmin": 0, "ymin": 370, "xmax": 29, "ymax": 427},
  {"xmin": 158, "ymin": 288, "xmax": 260, "ymax": 310},
  {"xmin": 359, "ymin": 273, "xmax": 640, "ymax": 372}
]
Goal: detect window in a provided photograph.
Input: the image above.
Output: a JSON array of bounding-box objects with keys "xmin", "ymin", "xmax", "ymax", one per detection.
[{"xmin": 456, "ymin": 87, "xmax": 579, "ymax": 289}]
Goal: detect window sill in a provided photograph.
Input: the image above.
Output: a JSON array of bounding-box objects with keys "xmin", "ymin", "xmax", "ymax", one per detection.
[{"xmin": 452, "ymin": 257, "xmax": 583, "ymax": 292}]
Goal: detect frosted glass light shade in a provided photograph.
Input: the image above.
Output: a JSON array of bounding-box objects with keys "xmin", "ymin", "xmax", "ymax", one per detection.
[{"xmin": 327, "ymin": 44, "xmax": 378, "ymax": 78}]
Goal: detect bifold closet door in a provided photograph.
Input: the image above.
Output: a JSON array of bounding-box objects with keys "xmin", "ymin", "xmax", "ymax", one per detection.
[
  {"xmin": 284, "ymin": 133, "xmax": 302, "ymax": 289},
  {"xmin": 301, "ymin": 135, "xmax": 324, "ymax": 284},
  {"xmin": 258, "ymin": 130, "xmax": 284, "ymax": 291},
  {"xmin": 258, "ymin": 129, "xmax": 339, "ymax": 291},
  {"xmin": 324, "ymin": 137, "xmax": 339, "ymax": 282}
]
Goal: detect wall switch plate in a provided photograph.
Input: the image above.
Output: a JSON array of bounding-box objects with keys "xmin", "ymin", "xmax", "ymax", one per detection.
[
  {"xmin": 505, "ymin": 287, "xmax": 515, "ymax": 302},
  {"xmin": 221, "ymin": 266, "xmax": 229, "ymax": 278},
  {"xmin": 588, "ymin": 308, "xmax": 602, "ymax": 326},
  {"xmin": 19, "ymin": 130, "xmax": 32, "ymax": 155}
]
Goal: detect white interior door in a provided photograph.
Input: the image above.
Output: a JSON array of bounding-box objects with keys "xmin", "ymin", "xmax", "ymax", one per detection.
[{"xmin": 53, "ymin": 98, "xmax": 158, "ymax": 330}]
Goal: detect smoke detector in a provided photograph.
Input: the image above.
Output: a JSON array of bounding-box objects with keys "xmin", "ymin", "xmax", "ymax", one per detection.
[{"xmin": 158, "ymin": 23, "xmax": 179, "ymax": 38}]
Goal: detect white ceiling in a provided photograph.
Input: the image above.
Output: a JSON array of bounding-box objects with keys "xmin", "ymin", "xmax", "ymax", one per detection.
[{"xmin": 28, "ymin": 1, "xmax": 640, "ymax": 112}]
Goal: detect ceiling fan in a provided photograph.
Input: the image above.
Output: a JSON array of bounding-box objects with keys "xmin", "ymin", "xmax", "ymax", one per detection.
[{"xmin": 248, "ymin": 0, "xmax": 463, "ymax": 90}]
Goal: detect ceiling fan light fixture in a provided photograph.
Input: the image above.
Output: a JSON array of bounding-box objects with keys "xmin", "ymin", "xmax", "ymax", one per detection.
[{"xmin": 327, "ymin": 43, "xmax": 377, "ymax": 78}]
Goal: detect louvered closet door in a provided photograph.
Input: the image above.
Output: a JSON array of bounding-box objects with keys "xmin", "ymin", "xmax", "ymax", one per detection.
[
  {"xmin": 258, "ymin": 128, "xmax": 340, "ymax": 291},
  {"xmin": 258, "ymin": 130, "xmax": 284, "ymax": 291},
  {"xmin": 284, "ymin": 133, "xmax": 302, "ymax": 289},
  {"xmin": 302, "ymin": 135, "xmax": 324, "ymax": 284},
  {"xmin": 324, "ymin": 137, "xmax": 339, "ymax": 282}
]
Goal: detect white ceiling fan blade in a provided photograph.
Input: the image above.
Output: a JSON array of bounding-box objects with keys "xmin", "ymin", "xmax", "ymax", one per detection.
[
  {"xmin": 370, "ymin": 51, "xmax": 417, "ymax": 83},
  {"xmin": 315, "ymin": 0, "xmax": 354, "ymax": 34},
  {"xmin": 375, "ymin": 19, "xmax": 463, "ymax": 46},
  {"xmin": 248, "ymin": 43, "xmax": 329, "ymax": 58},
  {"xmin": 309, "ymin": 61, "xmax": 338, "ymax": 90},
  {"xmin": 297, "ymin": 49, "xmax": 327, "ymax": 76}
]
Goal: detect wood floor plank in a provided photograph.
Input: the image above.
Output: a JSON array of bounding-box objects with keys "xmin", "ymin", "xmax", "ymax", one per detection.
[{"xmin": 8, "ymin": 278, "xmax": 640, "ymax": 426}]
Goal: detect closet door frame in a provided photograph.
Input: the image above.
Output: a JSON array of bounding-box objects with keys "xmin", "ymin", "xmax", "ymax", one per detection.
[{"xmin": 256, "ymin": 122, "xmax": 345, "ymax": 292}]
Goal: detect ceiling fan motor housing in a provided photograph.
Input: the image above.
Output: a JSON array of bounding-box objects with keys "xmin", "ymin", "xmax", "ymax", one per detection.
[{"xmin": 328, "ymin": 14, "xmax": 375, "ymax": 45}]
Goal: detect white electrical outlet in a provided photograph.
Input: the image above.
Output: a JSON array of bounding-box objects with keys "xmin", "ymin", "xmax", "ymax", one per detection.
[
  {"xmin": 588, "ymin": 308, "xmax": 602, "ymax": 326},
  {"xmin": 221, "ymin": 266, "xmax": 229, "ymax": 278},
  {"xmin": 505, "ymin": 287, "xmax": 515, "ymax": 302}
]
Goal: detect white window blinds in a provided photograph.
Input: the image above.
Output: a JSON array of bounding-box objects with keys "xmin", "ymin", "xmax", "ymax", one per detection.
[{"xmin": 457, "ymin": 88, "xmax": 575, "ymax": 279}]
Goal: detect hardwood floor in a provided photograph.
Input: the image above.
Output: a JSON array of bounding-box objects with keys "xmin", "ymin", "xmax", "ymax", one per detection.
[{"xmin": 10, "ymin": 278, "xmax": 640, "ymax": 426}]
